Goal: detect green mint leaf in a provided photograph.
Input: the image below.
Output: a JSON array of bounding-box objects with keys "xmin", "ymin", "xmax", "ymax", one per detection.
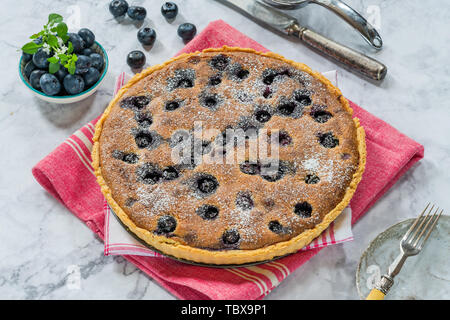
[
  {"xmin": 59, "ymin": 53, "xmax": 68, "ymax": 62},
  {"xmin": 21, "ymin": 42, "xmax": 41, "ymax": 54},
  {"xmin": 47, "ymin": 56, "xmax": 59, "ymax": 64},
  {"xmin": 72, "ymin": 54, "xmax": 78, "ymax": 62},
  {"xmin": 61, "ymin": 34, "xmax": 69, "ymax": 43},
  {"xmin": 48, "ymin": 13, "xmax": 63, "ymax": 24},
  {"xmin": 67, "ymin": 41, "xmax": 73, "ymax": 54},
  {"xmin": 68, "ymin": 61, "xmax": 76, "ymax": 75},
  {"xmin": 30, "ymin": 33, "xmax": 40, "ymax": 39},
  {"xmin": 49, "ymin": 62, "xmax": 60, "ymax": 74},
  {"xmin": 56, "ymin": 22, "xmax": 68, "ymax": 38},
  {"xmin": 47, "ymin": 34, "xmax": 58, "ymax": 48}
]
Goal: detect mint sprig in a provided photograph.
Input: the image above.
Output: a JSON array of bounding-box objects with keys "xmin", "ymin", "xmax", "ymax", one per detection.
[{"xmin": 21, "ymin": 13, "xmax": 78, "ymax": 75}]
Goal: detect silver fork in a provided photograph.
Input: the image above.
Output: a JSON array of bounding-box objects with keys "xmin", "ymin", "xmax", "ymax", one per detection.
[{"xmin": 366, "ymin": 203, "xmax": 444, "ymax": 300}]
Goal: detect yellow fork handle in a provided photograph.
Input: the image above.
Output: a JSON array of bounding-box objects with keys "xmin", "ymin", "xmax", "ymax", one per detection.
[{"xmin": 366, "ymin": 288, "xmax": 386, "ymax": 300}]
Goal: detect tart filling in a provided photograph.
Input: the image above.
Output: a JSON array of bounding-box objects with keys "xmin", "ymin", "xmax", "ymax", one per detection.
[{"xmin": 92, "ymin": 47, "xmax": 366, "ymax": 265}]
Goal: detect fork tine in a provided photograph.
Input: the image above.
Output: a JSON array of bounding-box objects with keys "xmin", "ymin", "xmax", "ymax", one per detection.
[
  {"xmin": 412, "ymin": 206, "xmax": 440, "ymax": 247},
  {"xmin": 402, "ymin": 203, "xmax": 431, "ymax": 242},
  {"xmin": 406, "ymin": 203, "xmax": 434, "ymax": 244},
  {"xmin": 417, "ymin": 208, "xmax": 443, "ymax": 250}
]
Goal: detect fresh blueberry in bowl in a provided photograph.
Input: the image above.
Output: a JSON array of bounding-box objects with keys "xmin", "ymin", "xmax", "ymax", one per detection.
[
  {"xmin": 82, "ymin": 48, "xmax": 93, "ymax": 56},
  {"xmin": 127, "ymin": 50, "xmax": 146, "ymax": 69},
  {"xmin": 75, "ymin": 55, "xmax": 92, "ymax": 74},
  {"xmin": 20, "ymin": 15, "xmax": 107, "ymax": 103},
  {"xmin": 89, "ymin": 53, "xmax": 104, "ymax": 70},
  {"xmin": 78, "ymin": 28, "xmax": 95, "ymax": 47},
  {"xmin": 22, "ymin": 52, "xmax": 32, "ymax": 63},
  {"xmin": 63, "ymin": 74, "xmax": 85, "ymax": 95},
  {"xmin": 54, "ymin": 67, "xmax": 68, "ymax": 82},
  {"xmin": 177, "ymin": 23, "xmax": 197, "ymax": 42},
  {"xmin": 127, "ymin": 6, "xmax": 146, "ymax": 20},
  {"xmin": 83, "ymin": 67, "xmax": 100, "ymax": 87},
  {"xmin": 24, "ymin": 61, "xmax": 36, "ymax": 78},
  {"xmin": 161, "ymin": 2, "xmax": 178, "ymax": 20},
  {"xmin": 67, "ymin": 33, "xmax": 85, "ymax": 53},
  {"xmin": 32, "ymin": 48, "xmax": 51, "ymax": 69},
  {"xmin": 109, "ymin": 0, "xmax": 129, "ymax": 17},
  {"xmin": 39, "ymin": 73, "xmax": 61, "ymax": 96},
  {"xmin": 137, "ymin": 27, "xmax": 156, "ymax": 46},
  {"xmin": 29, "ymin": 70, "xmax": 46, "ymax": 90}
]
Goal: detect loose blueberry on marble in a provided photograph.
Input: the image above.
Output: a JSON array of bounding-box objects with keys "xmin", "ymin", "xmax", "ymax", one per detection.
[
  {"xmin": 127, "ymin": 6, "xmax": 147, "ymax": 20},
  {"xmin": 32, "ymin": 48, "xmax": 50, "ymax": 69},
  {"xmin": 162, "ymin": 166, "xmax": 179, "ymax": 181},
  {"xmin": 29, "ymin": 70, "xmax": 46, "ymax": 90},
  {"xmin": 137, "ymin": 27, "xmax": 156, "ymax": 46},
  {"xmin": 109, "ymin": 0, "xmax": 129, "ymax": 17},
  {"xmin": 24, "ymin": 61, "xmax": 36, "ymax": 79},
  {"xmin": 156, "ymin": 215, "xmax": 177, "ymax": 234},
  {"xmin": 209, "ymin": 54, "xmax": 230, "ymax": 71},
  {"xmin": 222, "ymin": 229, "xmax": 240, "ymax": 245},
  {"xmin": 83, "ymin": 67, "xmax": 100, "ymax": 87},
  {"xmin": 137, "ymin": 163, "xmax": 163, "ymax": 184},
  {"xmin": 196, "ymin": 174, "xmax": 218, "ymax": 195},
  {"xmin": 89, "ymin": 53, "xmax": 104, "ymax": 70},
  {"xmin": 78, "ymin": 28, "xmax": 95, "ymax": 47},
  {"xmin": 82, "ymin": 48, "xmax": 93, "ymax": 56},
  {"xmin": 294, "ymin": 201, "xmax": 313, "ymax": 218},
  {"xmin": 63, "ymin": 74, "xmax": 85, "ymax": 95},
  {"xmin": 318, "ymin": 132, "xmax": 339, "ymax": 148},
  {"xmin": 305, "ymin": 174, "xmax": 320, "ymax": 184},
  {"xmin": 39, "ymin": 73, "xmax": 61, "ymax": 96},
  {"xmin": 196, "ymin": 205, "xmax": 219, "ymax": 220},
  {"xmin": 127, "ymin": 50, "xmax": 146, "ymax": 69},
  {"xmin": 67, "ymin": 33, "xmax": 85, "ymax": 53},
  {"xmin": 75, "ymin": 55, "xmax": 91, "ymax": 75},
  {"xmin": 177, "ymin": 23, "xmax": 197, "ymax": 42},
  {"xmin": 161, "ymin": 2, "xmax": 178, "ymax": 20},
  {"xmin": 268, "ymin": 221, "xmax": 283, "ymax": 234},
  {"xmin": 311, "ymin": 110, "xmax": 332, "ymax": 123},
  {"xmin": 235, "ymin": 191, "xmax": 253, "ymax": 210}
]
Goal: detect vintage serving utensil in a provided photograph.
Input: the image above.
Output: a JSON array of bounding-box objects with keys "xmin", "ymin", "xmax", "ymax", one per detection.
[
  {"xmin": 261, "ymin": 0, "xmax": 383, "ymax": 49},
  {"xmin": 366, "ymin": 203, "xmax": 444, "ymax": 300},
  {"xmin": 218, "ymin": 0, "xmax": 387, "ymax": 81}
]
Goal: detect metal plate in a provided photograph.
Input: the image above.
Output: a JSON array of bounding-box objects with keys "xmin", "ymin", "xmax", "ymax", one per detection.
[{"xmin": 356, "ymin": 216, "xmax": 450, "ymax": 299}]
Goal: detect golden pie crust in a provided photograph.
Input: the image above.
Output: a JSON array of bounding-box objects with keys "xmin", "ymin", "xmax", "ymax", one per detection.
[{"xmin": 92, "ymin": 46, "xmax": 366, "ymax": 265}]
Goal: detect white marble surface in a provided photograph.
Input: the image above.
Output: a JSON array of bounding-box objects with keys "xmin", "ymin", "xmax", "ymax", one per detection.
[{"xmin": 0, "ymin": 0, "xmax": 449, "ymax": 300}]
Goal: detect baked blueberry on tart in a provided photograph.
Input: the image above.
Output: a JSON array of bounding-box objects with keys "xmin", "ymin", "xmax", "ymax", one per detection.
[{"xmin": 92, "ymin": 47, "xmax": 366, "ymax": 265}]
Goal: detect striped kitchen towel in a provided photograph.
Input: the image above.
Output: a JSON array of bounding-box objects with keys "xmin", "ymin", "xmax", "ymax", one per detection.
[
  {"xmin": 32, "ymin": 20, "xmax": 424, "ymax": 300},
  {"xmin": 104, "ymin": 70, "xmax": 353, "ymax": 257}
]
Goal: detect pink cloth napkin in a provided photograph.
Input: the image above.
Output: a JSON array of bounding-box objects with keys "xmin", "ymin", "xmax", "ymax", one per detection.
[{"xmin": 32, "ymin": 20, "xmax": 424, "ymax": 300}]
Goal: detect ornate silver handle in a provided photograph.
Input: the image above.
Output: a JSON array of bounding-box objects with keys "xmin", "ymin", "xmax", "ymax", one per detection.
[
  {"xmin": 288, "ymin": 24, "xmax": 387, "ymax": 80},
  {"xmin": 312, "ymin": 0, "xmax": 382, "ymax": 49}
]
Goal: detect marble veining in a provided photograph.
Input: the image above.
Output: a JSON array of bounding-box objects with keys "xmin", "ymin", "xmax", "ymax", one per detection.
[{"xmin": 0, "ymin": 0, "xmax": 449, "ymax": 299}]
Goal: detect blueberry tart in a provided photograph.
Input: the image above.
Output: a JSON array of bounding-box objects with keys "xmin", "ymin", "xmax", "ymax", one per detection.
[{"xmin": 92, "ymin": 47, "xmax": 366, "ymax": 265}]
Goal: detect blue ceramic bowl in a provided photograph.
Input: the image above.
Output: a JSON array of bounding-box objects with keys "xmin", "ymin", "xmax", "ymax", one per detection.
[{"xmin": 19, "ymin": 41, "xmax": 108, "ymax": 104}]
